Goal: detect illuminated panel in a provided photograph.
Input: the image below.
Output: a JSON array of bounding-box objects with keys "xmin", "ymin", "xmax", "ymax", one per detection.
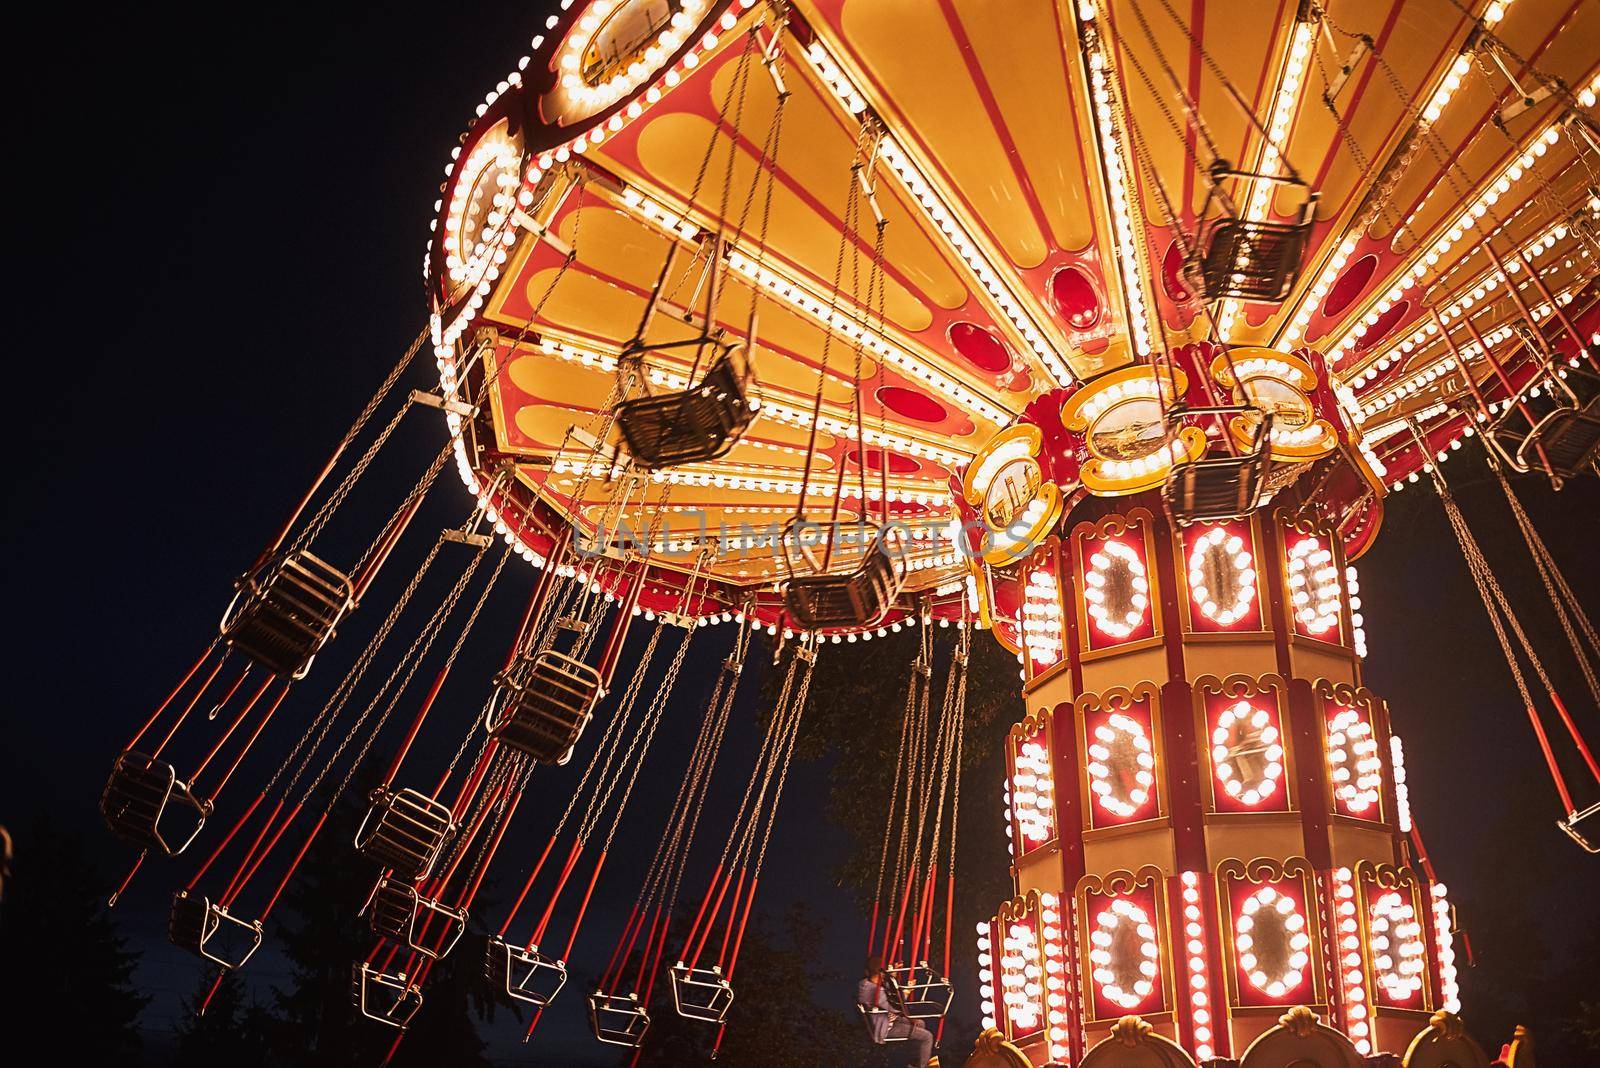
[
  {"xmin": 1178, "ymin": 872, "xmax": 1217, "ymax": 1062},
  {"xmin": 1367, "ymin": 889, "xmax": 1427, "ymax": 1010},
  {"xmin": 1022, "ymin": 560, "xmax": 1066, "ymax": 676},
  {"xmin": 1008, "ymin": 718, "xmax": 1057, "ymax": 858},
  {"xmin": 1203, "ymin": 689, "xmax": 1290, "ymax": 814},
  {"xmin": 1430, "ymin": 884, "xmax": 1461, "ymax": 1013},
  {"xmin": 1039, "ymin": 892, "xmax": 1072, "ymax": 1062},
  {"xmin": 1223, "ymin": 872, "xmax": 1317, "ymax": 1007},
  {"xmin": 1075, "ymin": 518, "xmax": 1159, "ymax": 654},
  {"xmin": 996, "ymin": 902, "xmax": 1047, "ymax": 1042},
  {"xmin": 1331, "ymin": 867, "xmax": 1374, "ymax": 1056},
  {"xmin": 977, "ymin": 920, "xmax": 998, "ymax": 1028},
  {"xmin": 1391, "ymin": 735, "xmax": 1413, "ymax": 833},
  {"xmin": 1324, "ymin": 704, "xmax": 1383, "ymax": 819},
  {"xmin": 1284, "ymin": 530, "xmax": 1343, "ymax": 641},
  {"xmin": 1346, "ymin": 565, "xmax": 1368, "ymax": 658},
  {"xmin": 1181, "ymin": 521, "xmax": 1262, "ymax": 633},
  {"xmin": 1082, "ymin": 690, "xmax": 1160, "ymax": 827},
  {"xmin": 1083, "ymin": 884, "xmax": 1166, "ymax": 1018}
]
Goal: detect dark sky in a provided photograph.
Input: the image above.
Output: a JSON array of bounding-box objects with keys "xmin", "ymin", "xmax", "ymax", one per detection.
[{"xmin": 7, "ymin": 1, "xmax": 1599, "ymax": 1063}]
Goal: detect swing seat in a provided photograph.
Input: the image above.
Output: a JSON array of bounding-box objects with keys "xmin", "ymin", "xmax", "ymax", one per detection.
[
  {"xmin": 1492, "ymin": 368, "xmax": 1600, "ymax": 484},
  {"xmin": 857, "ymin": 1005, "xmax": 910, "ymax": 1044},
  {"xmin": 365, "ymin": 876, "xmax": 469, "ymax": 961},
  {"xmin": 884, "ymin": 962, "xmax": 955, "ymax": 1021},
  {"xmin": 587, "ymin": 991, "xmax": 652, "ymax": 1047},
  {"xmin": 100, "ymin": 750, "xmax": 212, "ymax": 856},
  {"xmin": 1195, "ymin": 216, "xmax": 1312, "ymax": 302},
  {"xmin": 485, "ymin": 936, "xmax": 568, "ymax": 1007},
  {"xmin": 485, "ymin": 650, "xmax": 604, "ymax": 765},
  {"xmin": 616, "ymin": 346, "xmax": 756, "ymax": 469},
  {"xmin": 351, "ymin": 962, "xmax": 424, "ymax": 1029},
  {"xmin": 354, "ymin": 786, "xmax": 457, "ymax": 881},
  {"xmin": 1163, "ymin": 409, "xmax": 1273, "ymax": 523},
  {"xmin": 1557, "ymin": 800, "xmax": 1600, "ymax": 854},
  {"xmin": 669, "ymin": 961, "xmax": 734, "ymax": 1023},
  {"xmin": 169, "ymin": 889, "xmax": 263, "ymax": 970},
  {"xmin": 1192, "ymin": 164, "xmax": 1316, "ymax": 303},
  {"xmin": 220, "ymin": 549, "xmax": 354, "ymax": 679},
  {"xmin": 782, "ymin": 524, "xmax": 903, "ymax": 630}
]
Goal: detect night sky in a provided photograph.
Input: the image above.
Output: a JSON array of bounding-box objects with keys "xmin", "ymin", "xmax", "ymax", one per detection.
[{"xmin": 7, "ymin": 1, "xmax": 1599, "ymax": 1063}]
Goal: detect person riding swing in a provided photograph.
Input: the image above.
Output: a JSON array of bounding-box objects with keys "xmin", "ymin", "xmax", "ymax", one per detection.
[{"xmin": 857, "ymin": 954, "xmax": 936, "ymax": 1068}]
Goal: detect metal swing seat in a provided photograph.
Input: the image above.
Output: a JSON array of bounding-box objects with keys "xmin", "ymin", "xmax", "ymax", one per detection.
[
  {"xmin": 220, "ymin": 549, "xmax": 355, "ymax": 679},
  {"xmin": 1163, "ymin": 408, "xmax": 1274, "ymax": 524},
  {"xmin": 354, "ymin": 786, "xmax": 457, "ymax": 881},
  {"xmin": 100, "ymin": 750, "xmax": 212, "ymax": 856},
  {"xmin": 782, "ymin": 520, "xmax": 904, "ymax": 630},
  {"xmin": 169, "ymin": 889, "xmax": 263, "ymax": 970},
  {"xmin": 485, "ymin": 649, "xmax": 604, "ymax": 765},
  {"xmin": 615, "ymin": 338, "xmax": 757, "ymax": 469},
  {"xmin": 1191, "ymin": 163, "xmax": 1317, "ymax": 303},
  {"xmin": 669, "ymin": 960, "xmax": 735, "ymax": 1023},
  {"xmin": 484, "ymin": 936, "xmax": 568, "ymax": 1007},
  {"xmin": 587, "ymin": 990, "xmax": 652, "ymax": 1047},
  {"xmin": 364, "ymin": 875, "xmax": 469, "ymax": 962},
  {"xmin": 883, "ymin": 961, "xmax": 955, "ymax": 1021},
  {"xmin": 351, "ymin": 962, "xmax": 424, "ymax": 1029},
  {"xmin": 1487, "ymin": 361, "xmax": 1600, "ymax": 484},
  {"xmin": 856, "ymin": 1003, "xmax": 909, "ymax": 1044},
  {"xmin": 1558, "ymin": 799, "xmax": 1600, "ymax": 854}
]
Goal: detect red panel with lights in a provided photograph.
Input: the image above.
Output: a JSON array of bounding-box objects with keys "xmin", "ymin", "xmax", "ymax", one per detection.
[
  {"xmin": 1074, "ymin": 515, "xmax": 1161, "ymax": 655},
  {"xmin": 1007, "ymin": 715, "xmax": 1058, "ymax": 860},
  {"xmin": 1219, "ymin": 862, "xmax": 1321, "ymax": 1009},
  {"xmin": 1200, "ymin": 683, "xmax": 1293, "ymax": 815},
  {"xmin": 1081, "ymin": 879, "xmax": 1169, "ymax": 1020},
  {"xmin": 1021, "ymin": 539, "xmax": 1067, "ymax": 680},
  {"xmin": 1180, "ymin": 520, "xmax": 1264, "ymax": 633},
  {"xmin": 1081, "ymin": 687, "xmax": 1162, "ymax": 828},
  {"xmin": 1282, "ymin": 527, "xmax": 1345, "ymax": 643},
  {"xmin": 1323, "ymin": 700, "xmax": 1385, "ymax": 820}
]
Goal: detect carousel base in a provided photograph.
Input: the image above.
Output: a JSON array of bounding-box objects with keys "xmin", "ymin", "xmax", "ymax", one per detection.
[{"xmin": 959, "ymin": 1008, "xmax": 1507, "ymax": 1068}]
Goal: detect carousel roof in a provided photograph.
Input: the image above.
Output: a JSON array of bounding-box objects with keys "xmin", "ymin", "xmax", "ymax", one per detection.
[{"xmin": 423, "ymin": 0, "xmax": 1600, "ymax": 634}]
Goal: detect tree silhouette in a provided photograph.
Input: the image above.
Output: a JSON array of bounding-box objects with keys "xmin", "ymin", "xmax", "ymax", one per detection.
[
  {"xmin": 0, "ymin": 817, "xmax": 147, "ymax": 1059},
  {"xmin": 172, "ymin": 967, "xmax": 272, "ymax": 1068}
]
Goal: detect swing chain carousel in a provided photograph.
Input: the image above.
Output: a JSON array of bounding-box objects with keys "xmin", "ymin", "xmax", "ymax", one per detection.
[{"xmin": 97, "ymin": 0, "xmax": 1598, "ymax": 1066}]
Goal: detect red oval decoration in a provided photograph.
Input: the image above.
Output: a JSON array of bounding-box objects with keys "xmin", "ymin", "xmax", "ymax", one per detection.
[
  {"xmin": 1051, "ymin": 265, "xmax": 1103, "ymax": 330},
  {"xmin": 1355, "ymin": 299, "xmax": 1411, "ymax": 352},
  {"xmin": 849, "ymin": 448, "xmax": 922, "ymax": 475},
  {"xmin": 876, "ymin": 385, "xmax": 948, "ymax": 424},
  {"xmin": 1161, "ymin": 240, "xmax": 1193, "ymax": 302},
  {"xmin": 948, "ymin": 322, "xmax": 1012, "ymax": 374},
  {"xmin": 1322, "ymin": 254, "xmax": 1378, "ymax": 319}
]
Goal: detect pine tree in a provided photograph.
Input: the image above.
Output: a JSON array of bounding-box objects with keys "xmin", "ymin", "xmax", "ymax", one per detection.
[
  {"xmin": 0, "ymin": 817, "xmax": 148, "ymax": 1056},
  {"xmin": 172, "ymin": 967, "xmax": 271, "ymax": 1068}
]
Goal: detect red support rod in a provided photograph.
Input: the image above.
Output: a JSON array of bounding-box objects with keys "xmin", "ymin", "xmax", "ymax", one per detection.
[
  {"xmin": 353, "ymin": 491, "xmax": 429, "ymax": 603},
  {"xmin": 715, "ymin": 867, "xmax": 749, "ymax": 969},
  {"xmin": 679, "ymin": 862, "xmax": 725, "ymax": 966},
  {"xmin": 207, "ymin": 795, "xmax": 285, "ymax": 898},
  {"xmin": 380, "ymin": 661, "xmax": 455, "ymax": 789},
  {"xmin": 560, "ymin": 848, "xmax": 609, "ymax": 960},
  {"xmin": 128, "ymin": 642, "xmax": 217, "ymax": 750},
  {"xmin": 453, "ymin": 783, "xmax": 526, "ymax": 912},
  {"xmin": 498, "ymin": 829, "xmax": 561, "ymax": 939},
  {"xmin": 1522, "ymin": 698, "xmax": 1578, "ymax": 815},
  {"xmin": 723, "ymin": 873, "xmax": 761, "ymax": 978},
  {"xmin": 222, "ymin": 801, "xmax": 303, "ymax": 909},
  {"xmin": 252, "ymin": 442, "xmax": 354, "ymax": 572},
  {"xmin": 530, "ymin": 838, "xmax": 586, "ymax": 948},
  {"xmin": 187, "ymin": 791, "xmax": 269, "ymax": 891},
  {"xmin": 258, "ymin": 810, "xmax": 331, "ymax": 921},
  {"xmin": 191, "ymin": 675, "xmax": 277, "ymax": 785},
  {"xmin": 1547, "ymin": 689, "xmax": 1600, "ymax": 787},
  {"xmin": 602, "ymin": 903, "xmax": 644, "ymax": 992},
  {"xmin": 687, "ymin": 865, "xmax": 737, "ymax": 971},
  {"xmin": 595, "ymin": 570, "xmax": 645, "ymax": 688},
  {"xmin": 1515, "ymin": 251, "xmax": 1596, "ymax": 370},
  {"xmin": 201, "ymin": 685, "xmax": 291, "ymax": 800},
  {"xmin": 628, "ymin": 905, "xmax": 665, "ymax": 994},
  {"xmin": 150, "ymin": 657, "xmax": 230, "ymax": 759},
  {"xmin": 504, "ymin": 525, "xmax": 572, "ymax": 671}
]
